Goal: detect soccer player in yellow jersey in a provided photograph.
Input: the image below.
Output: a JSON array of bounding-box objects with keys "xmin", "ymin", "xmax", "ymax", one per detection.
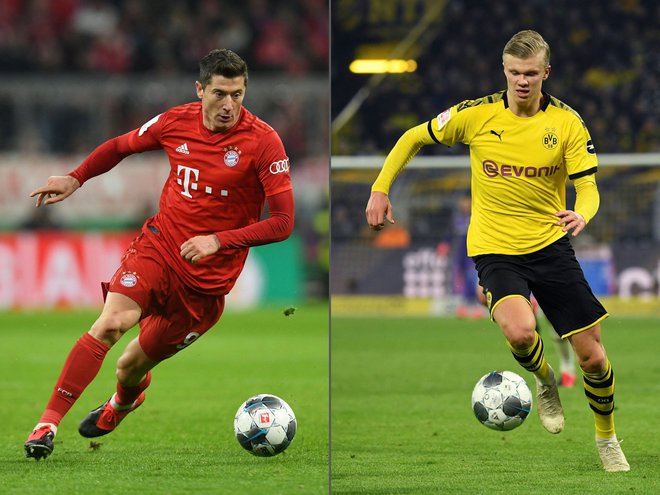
[{"xmin": 365, "ymin": 30, "xmax": 629, "ymax": 472}]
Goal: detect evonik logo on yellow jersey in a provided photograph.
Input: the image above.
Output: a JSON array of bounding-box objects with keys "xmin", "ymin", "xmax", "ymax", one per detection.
[{"xmin": 482, "ymin": 160, "xmax": 560, "ymax": 179}]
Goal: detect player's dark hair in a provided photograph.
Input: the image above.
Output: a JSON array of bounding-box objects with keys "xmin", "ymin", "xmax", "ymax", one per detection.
[{"xmin": 199, "ymin": 49, "xmax": 248, "ymax": 87}]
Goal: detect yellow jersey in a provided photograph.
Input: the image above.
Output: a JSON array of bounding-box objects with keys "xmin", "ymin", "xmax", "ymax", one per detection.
[{"xmin": 373, "ymin": 91, "xmax": 598, "ymax": 256}]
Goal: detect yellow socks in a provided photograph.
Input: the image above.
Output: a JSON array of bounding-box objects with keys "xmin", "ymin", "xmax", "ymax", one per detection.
[
  {"xmin": 583, "ymin": 359, "xmax": 615, "ymax": 439},
  {"xmin": 508, "ymin": 332, "xmax": 552, "ymax": 385}
]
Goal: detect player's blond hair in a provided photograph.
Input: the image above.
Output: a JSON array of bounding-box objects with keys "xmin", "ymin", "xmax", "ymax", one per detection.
[{"xmin": 503, "ymin": 30, "xmax": 550, "ymax": 67}]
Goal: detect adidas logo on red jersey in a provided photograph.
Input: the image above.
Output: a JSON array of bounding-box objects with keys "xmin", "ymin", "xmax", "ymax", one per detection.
[{"xmin": 176, "ymin": 143, "xmax": 190, "ymax": 154}]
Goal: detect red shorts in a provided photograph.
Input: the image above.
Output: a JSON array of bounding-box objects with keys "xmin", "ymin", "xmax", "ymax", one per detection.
[{"xmin": 103, "ymin": 233, "xmax": 225, "ymax": 362}]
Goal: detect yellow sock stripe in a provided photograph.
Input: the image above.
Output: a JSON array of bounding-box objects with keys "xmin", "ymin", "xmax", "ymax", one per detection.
[
  {"xmin": 582, "ymin": 360, "xmax": 615, "ymax": 415},
  {"xmin": 508, "ymin": 333, "xmax": 545, "ymax": 373},
  {"xmin": 584, "ymin": 394, "xmax": 614, "ymax": 415}
]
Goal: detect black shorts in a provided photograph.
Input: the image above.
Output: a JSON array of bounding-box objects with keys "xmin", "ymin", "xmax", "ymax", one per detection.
[{"xmin": 472, "ymin": 236, "xmax": 608, "ymax": 338}]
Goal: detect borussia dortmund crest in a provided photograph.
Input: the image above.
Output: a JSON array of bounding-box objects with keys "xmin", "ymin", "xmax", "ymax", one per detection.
[{"xmin": 542, "ymin": 131, "xmax": 559, "ymax": 150}]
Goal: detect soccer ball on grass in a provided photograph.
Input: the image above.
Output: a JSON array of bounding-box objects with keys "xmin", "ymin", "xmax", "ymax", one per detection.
[
  {"xmin": 234, "ymin": 394, "xmax": 297, "ymax": 456},
  {"xmin": 471, "ymin": 371, "xmax": 532, "ymax": 431}
]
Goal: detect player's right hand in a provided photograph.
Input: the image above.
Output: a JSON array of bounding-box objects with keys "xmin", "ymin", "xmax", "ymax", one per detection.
[
  {"xmin": 365, "ymin": 191, "xmax": 394, "ymax": 231},
  {"xmin": 30, "ymin": 175, "xmax": 81, "ymax": 207}
]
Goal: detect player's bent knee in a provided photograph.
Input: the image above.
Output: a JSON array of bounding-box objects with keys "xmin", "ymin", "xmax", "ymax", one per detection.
[
  {"xmin": 89, "ymin": 312, "xmax": 139, "ymax": 346},
  {"xmin": 578, "ymin": 351, "xmax": 607, "ymax": 374},
  {"xmin": 572, "ymin": 327, "xmax": 607, "ymax": 374},
  {"xmin": 507, "ymin": 334, "xmax": 535, "ymax": 350},
  {"xmin": 575, "ymin": 341, "xmax": 607, "ymax": 373},
  {"xmin": 500, "ymin": 322, "xmax": 536, "ymax": 349}
]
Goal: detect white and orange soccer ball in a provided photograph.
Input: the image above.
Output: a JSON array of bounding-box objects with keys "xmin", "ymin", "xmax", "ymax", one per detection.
[
  {"xmin": 233, "ymin": 394, "xmax": 297, "ymax": 456},
  {"xmin": 471, "ymin": 371, "xmax": 532, "ymax": 431}
]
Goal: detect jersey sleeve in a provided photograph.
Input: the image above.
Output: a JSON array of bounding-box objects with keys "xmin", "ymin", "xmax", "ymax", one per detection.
[
  {"xmin": 68, "ymin": 112, "xmax": 169, "ymax": 185},
  {"xmin": 67, "ymin": 135, "xmax": 132, "ymax": 186},
  {"xmin": 216, "ymin": 189, "xmax": 294, "ymax": 249},
  {"xmin": 125, "ymin": 113, "xmax": 167, "ymax": 153},
  {"xmin": 371, "ymin": 123, "xmax": 435, "ymax": 194},
  {"xmin": 565, "ymin": 116, "xmax": 598, "ymax": 179},
  {"xmin": 371, "ymin": 101, "xmax": 476, "ymax": 194},
  {"xmin": 255, "ymin": 130, "xmax": 292, "ymax": 197},
  {"xmin": 573, "ymin": 174, "xmax": 600, "ymax": 223},
  {"xmin": 428, "ymin": 103, "xmax": 475, "ymax": 146}
]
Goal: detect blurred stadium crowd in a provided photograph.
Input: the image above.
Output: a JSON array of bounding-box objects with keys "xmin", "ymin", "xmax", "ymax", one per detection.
[
  {"xmin": 0, "ymin": 0, "xmax": 329, "ymax": 299},
  {"xmin": 0, "ymin": 0, "xmax": 328, "ymax": 75},
  {"xmin": 0, "ymin": 0, "xmax": 328, "ymax": 158},
  {"xmin": 332, "ymin": 0, "xmax": 658, "ymax": 155}
]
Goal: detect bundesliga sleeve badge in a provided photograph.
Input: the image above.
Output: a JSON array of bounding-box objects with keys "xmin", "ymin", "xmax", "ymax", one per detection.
[{"xmin": 436, "ymin": 108, "xmax": 452, "ymax": 130}]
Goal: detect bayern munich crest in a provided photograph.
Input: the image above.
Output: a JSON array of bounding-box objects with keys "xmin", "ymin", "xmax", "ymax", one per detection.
[
  {"xmin": 119, "ymin": 272, "xmax": 138, "ymax": 288},
  {"xmin": 223, "ymin": 146, "xmax": 241, "ymax": 167}
]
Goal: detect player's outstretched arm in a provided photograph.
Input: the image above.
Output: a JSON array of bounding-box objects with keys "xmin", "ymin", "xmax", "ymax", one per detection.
[
  {"xmin": 30, "ymin": 134, "xmax": 138, "ymax": 207},
  {"xmin": 30, "ymin": 175, "xmax": 81, "ymax": 207},
  {"xmin": 365, "ymin": 191, "xmax": 394, "ymax": 231},
  {"xmin": 367, "ymin": 123, "xmax": 435, "ymax": 231}
]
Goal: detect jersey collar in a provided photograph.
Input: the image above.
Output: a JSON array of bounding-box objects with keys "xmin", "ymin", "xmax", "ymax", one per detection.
[
  {"xmin": 197, "ymin": 104, "xmax": 244, "ymax": 139},
  {"xmin": 502, "ymin": 91, "xmax": 551, "ymax": 112}
]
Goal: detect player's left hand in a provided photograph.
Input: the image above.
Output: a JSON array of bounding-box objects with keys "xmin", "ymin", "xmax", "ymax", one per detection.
[
  {"xmin": 555, "ymin": 210, "xmax": 586, "ymax": 237},
  {"xmin": 180, "ymin": 235, "xmax": 220, "ymax": 264},
  {"xmin": 365, "ymin": 191, "xmax": 394, "ymax": 231},
  {"xmin": 30, "ymin": 175, "xmax": 80, "ymax": 207}
]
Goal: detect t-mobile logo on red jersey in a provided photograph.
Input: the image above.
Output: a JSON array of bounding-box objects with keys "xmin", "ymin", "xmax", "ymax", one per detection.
[
  {"xmin": 175, "ymin": 165, "xmax": 228, "ymax": 198},
  {"xmin": 177, "ymin": 165, "xmax": 199, "ymax": 198}
]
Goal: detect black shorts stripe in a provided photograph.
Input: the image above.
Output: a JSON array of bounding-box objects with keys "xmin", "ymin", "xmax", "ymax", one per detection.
[
  {"xmin": 568, "ymin": 166, "xmax": 598, "ymax": 180},
  {"xmin": 427, "ymin": 120, "xmax": 441, "ymax": 144}
]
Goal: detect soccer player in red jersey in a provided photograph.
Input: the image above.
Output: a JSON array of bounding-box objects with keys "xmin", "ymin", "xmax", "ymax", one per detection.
[{"xmin": 24, "ymin": 49, "xmax": 294, "ymax": 460}]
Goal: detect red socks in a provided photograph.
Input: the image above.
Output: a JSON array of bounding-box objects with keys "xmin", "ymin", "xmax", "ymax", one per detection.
[
  {"xmin": 115, "ymin": 371, "xmax": 152, "ymax": 406},
  {"xmin": 39, "ymin": 332, "xmax": 110, "ymax": 426}
]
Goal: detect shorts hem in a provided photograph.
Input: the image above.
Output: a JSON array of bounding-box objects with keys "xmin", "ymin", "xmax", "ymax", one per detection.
[
  {"xmin": 103, "ymin": 283, "xmax": 146, "ymax": 316},
  {"xmin": 489, "ymin": 294, "xmax": 533, "ymax": 321},
  {"xmin": 561, "ymin": 313, "xmax": 610, "ymax": 339}
]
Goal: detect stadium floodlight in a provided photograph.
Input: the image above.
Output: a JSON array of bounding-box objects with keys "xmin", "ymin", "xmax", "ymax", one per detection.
[{"xmin": 349, "ymin": 59, "xmax": 417, "ymax": 74}]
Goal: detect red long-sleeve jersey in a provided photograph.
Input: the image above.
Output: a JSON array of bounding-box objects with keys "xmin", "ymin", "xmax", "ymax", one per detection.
[{"xmin": 70, "ymin": 102, "xmax": 294, "ymax": 295}]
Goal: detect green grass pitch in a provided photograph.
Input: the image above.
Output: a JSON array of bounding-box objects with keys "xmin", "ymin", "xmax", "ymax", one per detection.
[
  {"xmin": 1, "ymin": 303, "xmax": 328, "ymax": 494},
  {"xmin": 332, "ymin": 315, "xmax": 660, "ymax": 494}
]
